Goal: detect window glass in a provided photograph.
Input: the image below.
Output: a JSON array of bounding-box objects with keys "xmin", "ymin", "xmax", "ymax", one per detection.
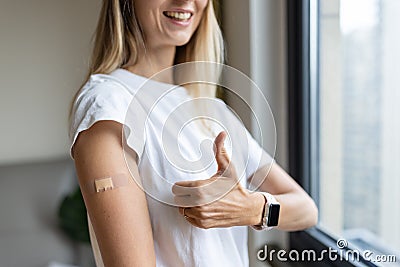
[{"xmin": 318, "ymin": 0, "xmax": 400, "ymax": 255}]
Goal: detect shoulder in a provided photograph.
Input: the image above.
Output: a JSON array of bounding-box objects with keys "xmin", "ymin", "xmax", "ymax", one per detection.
[
  {"xmin": 75, "ymin": 74, "xmax": 132, "ymax": 106},
  {"xmin": 71, "ymin": 74, "xmax": 134, "ymax": 119},
  {"xmin": 69, "ymin": 74, "xmax": 133, "ymax": 154}
]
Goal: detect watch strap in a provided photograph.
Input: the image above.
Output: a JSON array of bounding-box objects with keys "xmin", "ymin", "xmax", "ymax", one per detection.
[{"xmin": 251, "ymin": 192, "xmax": 279, "ymax": 231}]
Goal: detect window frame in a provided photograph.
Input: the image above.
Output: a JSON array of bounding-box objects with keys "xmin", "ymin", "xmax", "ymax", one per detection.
[{"xmin": 286, "ymin": 0, "xmax": 379, "ymax": 266}]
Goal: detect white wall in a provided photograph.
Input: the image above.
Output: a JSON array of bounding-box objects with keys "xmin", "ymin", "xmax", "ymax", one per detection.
[
  {"xmin": 0, "ymin": 0, "xmax": 289, "ymax": 264},
  {"xmin": 222, "ymin": 0, "xmax": 288, "ymax": 266},
  {"xmin": 222, "ymin": 0, "xmax": 288, "ymax": 171},
  {"xmin": 0, "ymin": 0, "xmax": 100, "ymax": 165},
  {"xmin": 248, "ymin": 1, "xmax": 289, "ymax": 265}
]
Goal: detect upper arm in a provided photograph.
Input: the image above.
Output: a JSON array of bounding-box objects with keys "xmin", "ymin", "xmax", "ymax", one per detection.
[{"xmin": 73, "ymin": 120, "xmax": 155, "ymax": 267}]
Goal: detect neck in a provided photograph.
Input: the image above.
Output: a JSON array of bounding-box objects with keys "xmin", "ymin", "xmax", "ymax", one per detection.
[{"xmin": 125, "ymin": 45, "xmax": 176, "ymax": 84}]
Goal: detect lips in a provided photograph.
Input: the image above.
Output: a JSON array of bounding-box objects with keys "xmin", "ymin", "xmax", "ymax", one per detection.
[{"xmin": 163, "ymin": 11, "xmax": 193, "ymax": 22}]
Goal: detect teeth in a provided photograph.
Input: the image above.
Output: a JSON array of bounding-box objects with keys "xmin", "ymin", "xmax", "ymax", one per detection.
[{"xmin": 165, "ymin": 11, "xmax": 191, "ymax": 20}]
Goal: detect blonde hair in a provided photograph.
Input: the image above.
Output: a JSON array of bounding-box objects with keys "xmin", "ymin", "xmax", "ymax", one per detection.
[
  {"xmin": 75, "ymin": 0, "xmax": 223, "ymax": 95},
  {"xmin": 70, "ymin": 0, "xmax": 224, "ymax": 137}
]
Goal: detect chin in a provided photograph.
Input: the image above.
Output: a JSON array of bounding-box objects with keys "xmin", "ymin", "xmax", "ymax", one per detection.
[
  {"xmin": 175, "ymin": 39, "xmax": 192, "ymax": 46},
  {"xmin": 168, "ymin": 34, "xmax": 193, "ymax": 47}
]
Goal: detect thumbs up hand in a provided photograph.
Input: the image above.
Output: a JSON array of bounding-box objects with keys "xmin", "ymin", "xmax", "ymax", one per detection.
[
  {"xmin": 213, "ymin": 131, "xmax": 237, "ymax": 179},
  {"xmin": 172, "ymin": 131, "xmax": 265, "ymax": 229}
]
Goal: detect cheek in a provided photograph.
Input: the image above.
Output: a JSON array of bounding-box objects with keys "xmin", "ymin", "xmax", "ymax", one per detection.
[
  {"xmin": 134, "ymin": 2, "xmax": 160, "ymax": 34},
  {"xmin": 194, "ymin": 1, "xmax": 209, "ymax": 27},
  {"xmin": 137, "ymin": 13, "xmax": 165, "ymax": 44},
  {"xmin": 198, "ymin": 0, "xmax": 209, "ymax": 16},
  {"xmin": 198, "ymin": 0, "xmax": 210, "ymax": 11}
]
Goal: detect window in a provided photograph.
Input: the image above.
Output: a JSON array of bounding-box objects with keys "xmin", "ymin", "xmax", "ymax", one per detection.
[
  {"xmin": 288, "ymin": 0, "xmax": 400, "ymax": 265},
  {"xmin": 319, "ymin": 0, "xmax": 400, "ymax": 254}
]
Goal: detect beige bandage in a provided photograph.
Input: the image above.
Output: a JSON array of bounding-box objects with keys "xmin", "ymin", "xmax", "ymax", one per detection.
[{"xmin": 85, "ymin": 174, "xmax": 129, "ymax": 194}]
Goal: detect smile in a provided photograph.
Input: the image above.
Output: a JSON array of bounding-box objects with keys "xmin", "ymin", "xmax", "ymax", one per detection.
[{"xmin": 163, "ymin": 11, "xmax": 192, "ymax": 21}]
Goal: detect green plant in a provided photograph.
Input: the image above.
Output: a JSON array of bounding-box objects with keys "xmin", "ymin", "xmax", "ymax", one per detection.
[{"xmin": 58, "ymin": 186, "xmax": 90, "ymax": 243}]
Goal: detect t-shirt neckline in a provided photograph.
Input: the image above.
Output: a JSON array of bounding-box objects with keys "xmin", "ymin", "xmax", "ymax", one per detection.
[{"xmin": 113, "ymin": 68, "xmax": 182, "ymax": 90}]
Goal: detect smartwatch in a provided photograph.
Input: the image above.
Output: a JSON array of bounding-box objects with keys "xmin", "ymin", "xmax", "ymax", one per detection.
[{"xmin": 252, "ymin": 192, "xmax": 280, "ymax": 230}]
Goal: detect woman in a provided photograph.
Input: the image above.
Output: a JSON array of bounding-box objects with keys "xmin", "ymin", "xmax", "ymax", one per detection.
[{"xmin": 69, "ymin": 0, "xmax": 318, "ymax": 266}]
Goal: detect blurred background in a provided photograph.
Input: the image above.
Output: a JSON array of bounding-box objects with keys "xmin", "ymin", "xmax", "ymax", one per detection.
[
  {"xmin": 0, "ymin": 1, "xmax": 287, "ymax": 266},
  {"xmin": 0, "ymin": 2, "xmax": 101, "ymax": 266},
  {"xmin": 1, "ymin": 0, "xmax": 399, "ymax": 267}
]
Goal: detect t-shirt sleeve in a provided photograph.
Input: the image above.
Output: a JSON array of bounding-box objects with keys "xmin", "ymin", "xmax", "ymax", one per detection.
[
  {"xmin": 69, "ymin": 76, "xmax": 145, "ymax": 160},
  {"xmin": 244, "ymin": 129, "xmax": 274, "ymax": 189}
]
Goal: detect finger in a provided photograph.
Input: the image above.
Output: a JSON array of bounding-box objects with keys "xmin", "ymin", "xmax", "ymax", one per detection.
[
  {"xmin": 178, "ymin": 207, "xmax": 184, "ymax": 215},
  {"xmin": 183, "ymin": 207, "xmax": 200, "ymax": 219},
  {"xmin": 185, "ymin": 216, "xmax": 203, "ymax": 228},
  {"xmin": 181, "ymin": 212, "xmax": 212, "ymax": 229},
  {"xmin": 172, "ymin": 181, "xmax": 198, "ymax": 196},
  {"xmin": 214, "ymin": 131, "xmax": 230, "ymax": 173},
  {"xmin": 184, "ymin": 206, "xmax": 216, "ymax": 220},
  {"xmin": 172, "ymin": 178, "xmax": 215, "ymax": 196},
  {"xmin": 179, "ymin": 206, "xmax": 194, "ymax": 216},
  {"xmin": 174, "ymin": 192, "xmax": 217, "ymax": 206},
  {"xmin": 174, "ymin": 180, "xmax": 199, "ymax": 187},
  {"xmin": 188, "ymin": 218, "xmax": 215, "ymax": 229},
  {"xmin": 174, "ymin": 195, "xmax": 192, "ymax": 206}
]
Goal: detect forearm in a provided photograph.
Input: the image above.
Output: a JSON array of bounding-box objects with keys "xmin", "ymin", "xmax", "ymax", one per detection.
[
  {"xmin": 250, "ymin": 163, "xmax": 318, "ymax": 231},
  {"xmin": 273, "ymin": 191, "xmax": 318, "ymax": 231},
  {"xmin": 245, "ymin": 190, "xmax": 317, "ymax": 231}
]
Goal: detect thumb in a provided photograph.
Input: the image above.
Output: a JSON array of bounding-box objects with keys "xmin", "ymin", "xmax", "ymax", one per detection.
[{"xmin": 214, "ymin": 131, "xmax": 230, "ymax": 174}]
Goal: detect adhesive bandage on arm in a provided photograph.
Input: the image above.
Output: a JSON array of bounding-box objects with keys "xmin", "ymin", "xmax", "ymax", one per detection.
[{"xmin": 84, "ymin": 174, "xmax": 130, "ymax": 194}]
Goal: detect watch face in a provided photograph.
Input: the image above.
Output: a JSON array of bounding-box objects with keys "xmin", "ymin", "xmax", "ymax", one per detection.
[{"xmin": 267, "ymin": 203, "xmax": 280, "ymax": 227}]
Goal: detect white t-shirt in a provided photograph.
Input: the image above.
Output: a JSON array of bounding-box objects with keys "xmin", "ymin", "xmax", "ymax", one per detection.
[{"xmin": 69, "ymin": 68, "xmax": 273, "ymax": 267}]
